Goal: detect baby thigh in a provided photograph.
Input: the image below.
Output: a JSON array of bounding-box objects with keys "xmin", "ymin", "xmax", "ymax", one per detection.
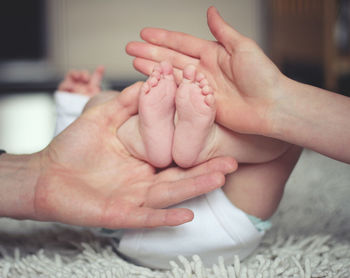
[
  {"xmin": 117, "ymin": 115, "xmax": 148, "ymax": 160},
  {"xmin": 213, "ymin": 125, "xmax": 290, "ymax": 163}
]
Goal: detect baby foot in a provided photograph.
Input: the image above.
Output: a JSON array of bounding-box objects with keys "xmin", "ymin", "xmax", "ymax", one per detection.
[
  {"xmin": 139, "ymin": 61, "xmax": 177, "ymax": 168},
  {"xmin": 173, "ymin": 65, "xmax": 216, "ymax": 168},
  {"xmin": 58, "ymin": 66, "xmax": 104, "ymax": 97}
]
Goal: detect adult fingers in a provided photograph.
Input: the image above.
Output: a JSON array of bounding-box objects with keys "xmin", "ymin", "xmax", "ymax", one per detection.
[
  {"xmin": 145, "ymin": 171, "xmax": 226, "ymax": 209},
  {"xmin": 139, "ymin": 28, "xmax": 216, "ymax": 59},
  {"xmin": 207, "ymin": 6, "xmax": 244, "ymax": 54},
  {"xmin": 126, "ymin": 41, "xmax": 198, "ymax": 70},
  {"xmin": 138, "ymin": 207, "xmax": 194, "ymax": 227},
  {"xmin": 114, "ymin": 207, "xmax": 195, "ymax": 228},
  {"xmin": 158, "ymin": 156, "xmax": 237, "ymax": 182},
  {"xmin": 132, "ymin": 57, "xmax": 155, "ymax": 75},
  {"xmin": 181, "ymin": 156, "xmax": 237, "ymax": 177},
  {"xmin": 133, "ymin": 58, "xmax": 184, "ymax": 84}
]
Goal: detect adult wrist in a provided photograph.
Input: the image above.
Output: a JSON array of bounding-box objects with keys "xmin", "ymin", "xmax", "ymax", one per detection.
[
  {"xmin": 0, "ymin": 151, "xmax": 42, "ymax": 220},
  {"xmin": 263, "ymin": 75, "xmax": 299, "ymax": 141}
]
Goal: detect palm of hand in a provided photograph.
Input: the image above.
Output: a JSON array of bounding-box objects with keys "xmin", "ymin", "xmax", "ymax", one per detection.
[
  {"xmin": 33, "ymin": 85, "xmax": 234, "ymax": 229},
  {"xmin": 126, "ymin": 7, "xmax": 282, "ymax": 134},
  {"xmin": 199, "ymin": 39, "xmax": 281, "ymax": 134},
  {"xmin": 35, "ymin": 106, "xmax": 158, "ymax": 228}
]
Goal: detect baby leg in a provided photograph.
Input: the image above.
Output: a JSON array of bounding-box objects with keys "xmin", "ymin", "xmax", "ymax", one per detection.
[
  {"xmin": 173, "ymin": 65, "xmax": 216, "ymax": 168},
  {"xmin": 222, "ymin": 145, "xmax": 302, "ymax": 220},
  {"xmin": 118, "ymin": 61, "xmax": 176, "ymax": 168}
]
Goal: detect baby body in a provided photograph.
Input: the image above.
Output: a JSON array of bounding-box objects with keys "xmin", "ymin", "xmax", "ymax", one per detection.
[{"xmin": 55, "ymin": 62, "xmax": 300, "ymax": 269}]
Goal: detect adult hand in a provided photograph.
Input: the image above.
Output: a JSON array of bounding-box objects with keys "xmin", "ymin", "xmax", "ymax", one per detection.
[
  {"xmin": 126, "ymin": 6, "xmax": 283, "ymax": 136},
  {"xmin": 126, "ymin": 7, "xmax": 350, "ymax": 163},
  {"xmin": 0, "ymin": 82, "xmax": 237, "ymax": 229}
]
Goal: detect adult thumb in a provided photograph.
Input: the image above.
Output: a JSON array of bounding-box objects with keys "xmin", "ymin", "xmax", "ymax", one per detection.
[
  {"xmin": 85, "ymin": 82, "xmax": 143, "ymax": 130},
  {"xmin": 207, "ymin": 6, "xmax": 243, "ymax": 54}
]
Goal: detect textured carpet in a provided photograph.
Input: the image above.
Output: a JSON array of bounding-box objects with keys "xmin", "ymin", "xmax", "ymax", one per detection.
[{"xmin": 0, "ymin": 149, "xmax": 350, "ymax": 277}]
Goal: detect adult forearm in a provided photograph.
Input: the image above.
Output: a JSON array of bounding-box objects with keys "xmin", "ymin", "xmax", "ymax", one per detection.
[
  {"xmin": 0, "ymin": 153, "xmax": 40, "ymax": 219},
  {"xmin": 268, "ymin": 76, "xmax": 350, "ymax": 163}
]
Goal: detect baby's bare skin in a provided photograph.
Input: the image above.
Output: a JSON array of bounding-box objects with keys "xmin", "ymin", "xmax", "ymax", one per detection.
[
  {"xmin": 138, "ymin": 61, "xmax": 177, "ymax": 167},
  {"xmin": 58, "ymin": 66, "xmax": 104, "ymax": 96},
  {"xmin": 119, "ymin": 62, "xmax": 288, "ymax": 170},
  {"xmin": 118, "ymin": 61, "xmax": 176, "ymax": 168},
  {"xmin": 173, "ymin": 65, "xmax": 216, "ymax": 168}
]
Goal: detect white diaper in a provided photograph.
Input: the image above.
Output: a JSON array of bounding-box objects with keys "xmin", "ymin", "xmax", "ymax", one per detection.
[
  {"xmin": 116, "ymin": 188, "xmax": 265, "ymax": 270},
  {"xmin": 54, "ymin": 91, "xmax": 90, "ymax": 136}
]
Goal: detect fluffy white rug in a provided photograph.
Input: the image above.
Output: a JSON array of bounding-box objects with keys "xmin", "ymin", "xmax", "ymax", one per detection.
[{"xmin": 1, "ymin": 150, "xmax": 350, "ymax": 277}]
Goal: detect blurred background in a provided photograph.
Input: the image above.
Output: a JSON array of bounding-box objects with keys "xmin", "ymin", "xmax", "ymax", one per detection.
[{"xmin": 0, "ymin": 0, "xmax": 349, "ymax": 154}]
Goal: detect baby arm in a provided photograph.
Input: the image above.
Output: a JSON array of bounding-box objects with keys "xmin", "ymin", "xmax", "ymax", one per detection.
[
  {"xmin": 54, "ymin": 67, "xmax": 104, "ymax": 135},
  {"xmin": 223, "ymin": 145, "xmax": 302, "ymax": 220},
  {"xmin": 57, "ymin": 66, "xmax": 104, "ymax": 96}
]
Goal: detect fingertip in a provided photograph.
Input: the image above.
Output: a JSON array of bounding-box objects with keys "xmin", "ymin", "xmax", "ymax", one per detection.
[
  {"xmin": 196, "ymin": 171, "xmax": 225, "ymax": 191},
  {"xmin": 167, "ymin": 208, "xmax": 194, "ymax": 226},
  {"xmin": 132, "ymin": 57, "xmax": 139, "ymax": 69},
  {"xmin": 180, "ymin": 210, "xmax": 194, "ymax": 224},
  {"xmin": 207, "ymin": 6, "xmax": 218, "ymax": 16},
  {"xmin": 133, "ymin": 58, "xmax": 155, "ymax": 76},
  {"xmin": 125, "ymin": 41, "xmax": 134, "ymax": 55},
  {"xmin": 140, "ymin": 27, "xmax": 153, "ymax": 41},
  {"xmin": 209, "ymin": 172, "xmax": 226, "ymax": 189},
  {"xmin": 140, "ymin": 27, "xmax": 148, "ymax": 39},
  {"xmin": 132, "ymin": 58, "xmax": 143, "ymax": 74},
  {"xmin": 207, "ymin": 6, "xmax": 219, "ymax": 22},
  {"xmin": 215, "ymin": 156, "xmax": 238, "ymax": 174},
  {"xmin": 126, "ymin": 41, "xmax": 146, "ymax": 57},
  {"xmin": 224, "ymin": 156, "xmax": 238, "ymax": 173},
  {"xmin": 207, "ymin": 6, "xmax": 240, "ymax": 54},
  {"xmin": 205, "ymin": 156, "xmax": 237, "ymax": 175}
]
